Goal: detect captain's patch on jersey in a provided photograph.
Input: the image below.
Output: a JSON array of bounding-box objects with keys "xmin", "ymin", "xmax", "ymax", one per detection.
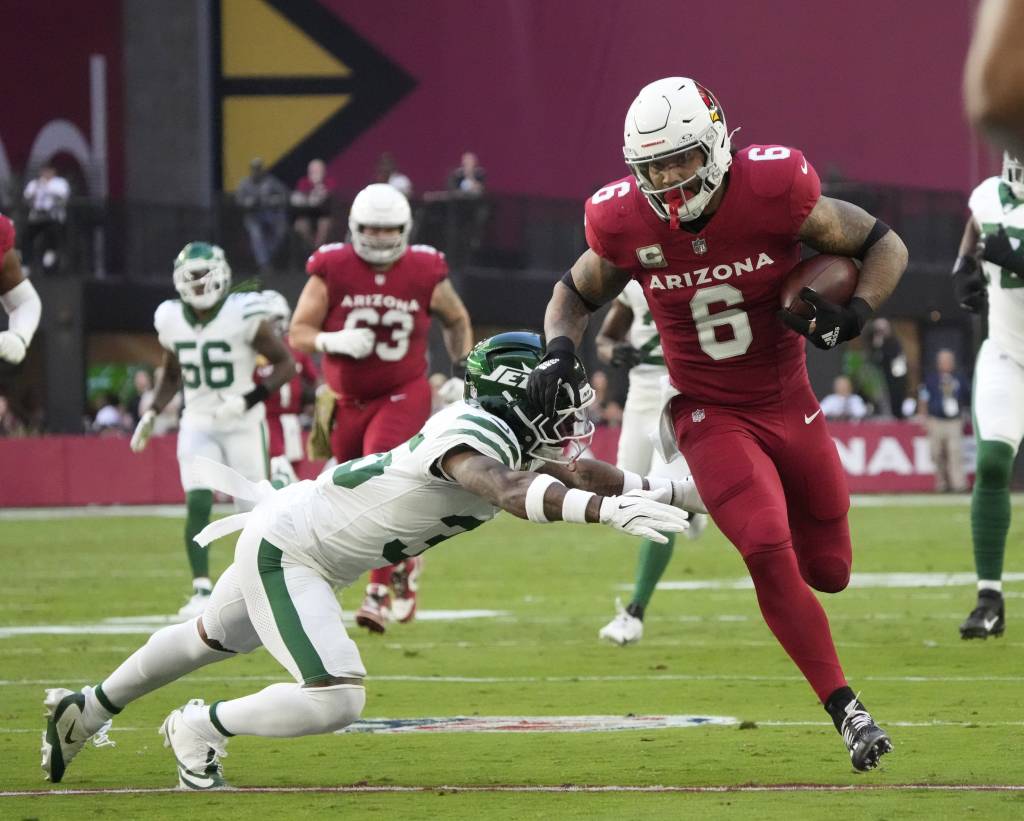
[
  {"xmin": 636, "ymin": 244, "xmax": 667, "ymax": 268},
  {"xmin": 338, "ymin": 714, "xmax": 737, "ymax": 734}
]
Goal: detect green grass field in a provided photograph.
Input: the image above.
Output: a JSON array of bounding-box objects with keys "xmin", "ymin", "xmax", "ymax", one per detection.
[{"xmin": 2, "ymin": 501, "xmax": 1023, "ymax": 818}]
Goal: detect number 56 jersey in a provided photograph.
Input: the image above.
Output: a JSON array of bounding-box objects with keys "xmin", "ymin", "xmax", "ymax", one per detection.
[
  {"xmin": 585, "ymin": 145, "xmax": 821, "ymax": 406},
  {"xmin": 154, "ymin": 292, "xmax": 269, "ymax": 431}
]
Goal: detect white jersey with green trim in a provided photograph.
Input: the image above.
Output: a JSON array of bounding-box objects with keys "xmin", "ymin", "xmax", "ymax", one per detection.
[
  {"xmin": 618, "ymin": 280, "xmax": 666, "ymax": 396},
  {"xmin": 154, "ymin": 292, "xmax": 270, "ymax": 431},
  {"xmin": 261, "ymin": 400, "xmax": 528, "ymax": 588},
  {"xmin": 969, "ymin": 176, "xmax": 1024, "ymax": 365}
]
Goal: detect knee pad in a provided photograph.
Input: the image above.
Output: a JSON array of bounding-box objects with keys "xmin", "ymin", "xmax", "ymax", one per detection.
[
  {"xmin": 975, "ymin": 440, "xmax": 1016, "ymax": 488},
  {"xmin": 802, "ymin": 554, "xmax": 850, "ymax": 593},
  {"xmin": 303, "ymin": 683, "xmax": 366, "ymax": 733}
]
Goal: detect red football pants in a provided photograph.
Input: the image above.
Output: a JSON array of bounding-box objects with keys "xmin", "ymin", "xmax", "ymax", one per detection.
[
  {"xmin": 332, "ymin": 376, "xmax": 432, "ymax": 587},
  {"xmin": 672, "ymin": 383, "xmax": 851, "ymax": 702}
]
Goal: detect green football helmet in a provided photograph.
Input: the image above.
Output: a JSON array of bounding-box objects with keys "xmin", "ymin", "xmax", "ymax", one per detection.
[
  {"xmin": 173, "ymin": 242, "xmax": 232, "ymax": 310},
  {"xmin": 463, "ymin": 331, "xmax": 595, "ymax": 464}
]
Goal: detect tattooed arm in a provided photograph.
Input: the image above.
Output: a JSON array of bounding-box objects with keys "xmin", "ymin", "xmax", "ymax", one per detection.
[{"xmin": 542, "ymin": 249, "xmax": 632, "ymax": 347}]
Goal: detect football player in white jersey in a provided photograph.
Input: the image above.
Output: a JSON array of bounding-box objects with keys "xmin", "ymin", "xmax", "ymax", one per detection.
[
  {"xmin": 596, "ymin": 281, "xmax": 709, "ymax": 645},
  {"xmin": 953, "ymin": 152, "xmax": 1024, "ymax": 639},
  {"xmin": 130, "ymin": 243, "xmax": 296, "ymax": 618},
  {"xmin": 42, "ymin": 332, "xmax": 703, "ymax": 788}
]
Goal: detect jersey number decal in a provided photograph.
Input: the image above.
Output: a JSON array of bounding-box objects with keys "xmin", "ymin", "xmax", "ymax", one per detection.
[
  {"xmin": 174, "ymin": 341, "xmax": 234, "ymax": 389},
  {"xmin": 689, "ymin": 284, "xmax": 753, "ymax": 360},
  {"xmin": 747, "ymin": 146, "xmax": 791, "ymax": 162},
  {"xmin": 591, "ymin": 181, "xmax": 631, "ymax": 204},
  {"xmin": 345, "ymin": 307, "xmax": 414, "ymax": 361},
  {"xmin": 383, "ymin": 515, "xmax": 487, "ymax": 563},
  {"xmin": 332, "ymin": 451, "xmax": 393, "ymax": 488}
]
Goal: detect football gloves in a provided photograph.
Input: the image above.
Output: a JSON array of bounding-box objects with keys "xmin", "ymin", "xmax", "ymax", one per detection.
[
  {"xmin": 952, "ymin": 254, "xmax": 987, "ymax": 314},
  {"xmin": 777, "ymin": 289, "xmax": 873, "ymax": 351},
  {"xmin": 980, "ymin": 225, "xmax": 1024, "ymax": 277},
  {"xmin": 610, "ymin": 342, "xmax": 643, "ymax": 369},
  {"xmin": 526, "ymin": 337, "xmax": 579, "ymax": 418},
  {"xmin": 599, "ymin": 489, "xmax": 691, "ymax": 544},
  {"xmin": 436, "ymin": 377, "xmax": 465, "ymax": 406},
  {"xmin": 315, "ymin": 327, "xmax": 375, "ymax": 358},
  {"xmin": 0, "ymin": 330, "xmax": 27, "ymax": 364},
  {"xmin": 130, "ymin": 410, "xmax": 157, "ymax": 453}
]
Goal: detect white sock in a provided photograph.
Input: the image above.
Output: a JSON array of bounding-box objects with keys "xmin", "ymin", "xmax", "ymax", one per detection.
[
  {"xmin": 213, "ymin": 682, "xmax": 366, "ymax": 738},
  {"xmin": 978, "ymin": 580, "xmax": 1003, "ymax": 593},
  {"xmin": 98, "ymin": 621, "xmax": 231, "ymax": 713},
  {"xmin": 193, "ymin": 577, "xmax": 212, "ymax": 592}
]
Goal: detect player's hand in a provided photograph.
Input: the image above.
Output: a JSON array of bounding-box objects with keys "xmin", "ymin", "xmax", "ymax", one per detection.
[
  {"xmin": 130, "ymin": 409, "xmax": 157, "ymax": 453},
  {"xmin": 213, "ymin": 395, "xmax": 247, "ymax": 424},
  {"xmin": 610, "ymin": 342, "xmax": 643, "ymax": 369},
  {"xmin": 952, "ymin": 255, "xmax": 987, "ymax": 314},
  {"xmin": 599, "ymin": 489, "xmax": 691, "ymax": 543},
  {"xmin": 527, "ymin": 349, "xmax": 580, "ymax": 418},
  {"xmin": 0, "ymin": 330, "xmax": 27, "ymax": 365},
  {"xmin": 980, "ymin": 226, "xmax": 1024, "ymax": 276},
  {"xmin": 315, "ymin": 328, "xmax": 376, "ymax": 358},
  {"xmin": 646, "ymin": 475, "xmax": 707, "ymax": 514},
  {"xmin": 437, "ymin": 377, "xmax": 464, "ymax": 405},
  {"xmin": 777, "ymin": 288, "xmax": 872, "ymax": 351}
]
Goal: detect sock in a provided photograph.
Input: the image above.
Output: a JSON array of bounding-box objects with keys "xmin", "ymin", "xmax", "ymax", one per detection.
[
  {"xmin": 82, "ymin": 684, "xmax": 119, "ymax": 733},
  {"xmin": 369, "ymin": 565, "xmax": 393, "ymax": 587},
  {"xmin": 185, "ymin": 490, "xmax": 214, "ymax": 580},
  {"xmin": 211, "ymin": 682, "xmax": 366, "ymax": 738},
  {"xmin": 631, "ymin": 534, "xmax": 675, "ymax": 610},
  {"xmin": 192, "ymin": 576, "xmax": 212, "ymax": 593},
  {"xmin": 971, "ymin": 440, "xmax": 1015, "ymax": 582},
  {"xmin": 744, "ymin": 547, "xmax": 847, "ymax": 703},
  {"xmin": 625, "ymin": 602, "xmax": 645, "ymax": 621},
  {"xmin": 97, "ymin": 621, "xmax": 232, "ymax": 716},
  {"xmin": 824, "ymin": 685, "xmax": 859, "ymax": 731}
]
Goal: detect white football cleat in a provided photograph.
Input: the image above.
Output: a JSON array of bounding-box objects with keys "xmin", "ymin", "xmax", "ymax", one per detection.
[
  {"xmin": 160, "ymin": 700, "xmax": 228, "ymax": 790},
  {"xmin": 389, "ymin": 556, "xmax": 423, "ymax": 624},
  {"xmin": 684, "ymin": 512, "xmax": 708, "ymax": 541},
  {"xmin": 598, "ymin": 598, "xmax": 644, "ymax": 646},
  {"xmin": 41, "ymin": 686, "xmax": 114, "ymax": 783},
  {"xmin": 355, "ymin": 583, "xmax": 391, "ymax": 633},
  {"xmin": 176, "ymin": 586, "xmax": 212, "ymax": 621}
]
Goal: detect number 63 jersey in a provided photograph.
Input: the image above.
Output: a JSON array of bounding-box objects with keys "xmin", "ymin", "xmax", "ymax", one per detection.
[
  {"xmin": 585, "ymin": 145, "xmax": 821, "ymax": 406},
  {"xmin": 307, "ymin": 242, "xmax": 449, "ymax": 401},
  {"xmin": 154, "ymin": 292, "xmax": 268, "ymax": 430}
]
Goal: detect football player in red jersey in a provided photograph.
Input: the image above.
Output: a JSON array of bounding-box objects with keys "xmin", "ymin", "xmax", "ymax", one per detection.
[
  {"xmin": 529, "ymin": 78, "xmax": 908, "ymax": 771},
  {"xmin": 0, "ymin": 213, "xmax": 41, "ymax": 365},
  {"xmin": 291, "ymin": 184, "xmax": 473, "ymax": 633}
]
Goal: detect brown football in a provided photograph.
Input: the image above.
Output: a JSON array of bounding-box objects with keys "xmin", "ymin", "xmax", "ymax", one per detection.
[{"xmin": 779, "ymin": 255, "xmax": 860, "ymax": 319}]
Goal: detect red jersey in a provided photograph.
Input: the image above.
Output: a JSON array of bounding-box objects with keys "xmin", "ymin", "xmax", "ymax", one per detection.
[
  {"xmin": 585, "ymin": 145, "xmax": 821, "ymax": 406},
  {"xmin": 306, "ymin": 242, "xmax": 448, "ymax": 400},
  {"xmin": 0, "ymin": 214, "xmax": 14, "ymax": 255},
  {"xmin": 257, "ymin": 341, "xmax": 319, "ymax": 416}
]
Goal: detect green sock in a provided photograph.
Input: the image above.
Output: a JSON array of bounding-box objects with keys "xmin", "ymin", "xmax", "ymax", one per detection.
[
  {"xmin": 971, "ymin": 440, "xmax": 1016, "ymax": 582},
  {"xmin": 185, "ymin": 489, "xmax": 214, "ymax": 580},
  {"xmin": 631, "ymin": 533, "xmax": 676, "ymax": 610}
]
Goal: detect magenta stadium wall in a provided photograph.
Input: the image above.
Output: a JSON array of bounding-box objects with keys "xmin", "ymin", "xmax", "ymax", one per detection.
[{"xmin": 325, "ymin": 0, "xmax": 987, "ymax": 199}]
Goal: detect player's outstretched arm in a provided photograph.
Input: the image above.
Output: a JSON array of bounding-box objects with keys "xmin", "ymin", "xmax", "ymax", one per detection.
[
  {"xmin": 441, "ymin": 447, "xmax": 690, "ymax": 542},
  {"xmin": 953, "ymin": 217, "xmax": 987, "ymax": 313},
  {"xmin": 252, "ymin": 320, "xmax": 297, "ymax": 393},
  {"xmin": 539, "ymin": 458, "xmax": 705, "ymax": 514},
  {"xmin": 965, "ymin": 0, "xmax": 1024, "ymax": 155}
]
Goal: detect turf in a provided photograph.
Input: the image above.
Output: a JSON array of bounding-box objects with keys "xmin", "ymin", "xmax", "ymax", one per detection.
[{"xmin": 1, "ymin": 502, "xmax": 1022, "ymax": 818}]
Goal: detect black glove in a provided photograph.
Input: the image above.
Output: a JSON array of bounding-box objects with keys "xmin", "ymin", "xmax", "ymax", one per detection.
[
  {"xmin": 952, "ymin": 254, "xmax": 987, "ymax": 314},
  {"xmin": 527, "ymin": 336, "xmax": 579, "ymax": 418},
  {"xmin": 777, "ymin": 288, "xmax": 873, "ymax": 351},
  {"xmin": 980, "ymin": 226, "xmax": 1024, "ymax": 276},
  {"xmin": 610, "ymin": 342, "xmax": 643, "ymax": 369}
]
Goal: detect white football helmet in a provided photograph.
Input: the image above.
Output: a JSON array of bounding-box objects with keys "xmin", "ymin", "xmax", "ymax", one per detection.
[
  {"xmin": 1003, "ymin": 152, "xmax": 1024, "ymax": 199},
  {"xmin": 348, "ymin": 183, "xmax": 412, "ymax": 265},
  {"xmin": 623, "ymin": 77, "xmax": 732, "ymax": 224},
  {"xmin": 172, "ymin": 242, "xmax": 232, "ymax": 310},
  {"xmin": 261, "ymin": 290, "xmax": 291, "ymax": 336}
]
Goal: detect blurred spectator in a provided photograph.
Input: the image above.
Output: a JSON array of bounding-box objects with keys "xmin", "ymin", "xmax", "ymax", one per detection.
[
  {"xmin": 0, "ymin": 394, "xmax": 26, "ymax": 437},
  {"xmin": 236, "ymin": 158, "xmax": 289, "ymax": 273},
  {"xmin": 125, "ymin": 369, "xmax": 152, "ymax": 426},
  {"xmin": 448, "ymin": 151, "xmax": 486, "ymax": 195},
  {"xmin": 291, "ymin": 159, "xmax": 337, "ymax": 251},
  {"xmin": 375, "ymin": 152, "xmax": 413, "ymax": 197},
  {"xmin": 92, "ymin": 392, "xmax": 130, "ymax": 434},
  {"xmin": 820, "ymin": 375, "xmax": 868, "ymax": 422},
  {"xmin": 21, "ymin": 164, "xmax": 69, "ymax": 275},
  {"xmin": 138, "ymin": 366, "xmax": 182, "ymax": 434},
  {"xmin": 918, "ymin": 349, "xmax": 969, "ymax": 493},
  {"xmin": 866, "ymin": 319, "xmax": 909, "ymax": 418}
]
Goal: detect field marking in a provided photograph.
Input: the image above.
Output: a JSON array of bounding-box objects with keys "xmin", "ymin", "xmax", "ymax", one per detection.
[{"xmin": 4, "ymin": 783, "xmax": 1024, "ymax": 797}]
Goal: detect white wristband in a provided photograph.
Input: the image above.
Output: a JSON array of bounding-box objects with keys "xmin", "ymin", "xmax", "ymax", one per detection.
[
  {"xmin": 561, "ymin": 488, "xmax": 596, "ymax": 524},
  {"xmin": 525, "ymin": 474, "xmax": 562, "ymax": 523},
  {"xmin": 620, "ymin": 469, "xmax": 643, "ymax": 493},
  {"xmin": 314, "ymin": 332, "xmax": 329, "ymax": 353}
]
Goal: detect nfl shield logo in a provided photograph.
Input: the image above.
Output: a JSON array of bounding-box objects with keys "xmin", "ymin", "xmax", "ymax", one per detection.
[
  {"xmin": 692, "ymin": 237, "xmax": 708, "ymax": 255},
  {"xmin": 691, "ymin": 409, "xmax": 706, "ymax": 423}
]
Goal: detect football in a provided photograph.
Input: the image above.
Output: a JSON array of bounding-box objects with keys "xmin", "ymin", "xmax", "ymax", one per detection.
[{"xmin": 779, "ymin": 254, "xmax": 860, "ymax": 318}]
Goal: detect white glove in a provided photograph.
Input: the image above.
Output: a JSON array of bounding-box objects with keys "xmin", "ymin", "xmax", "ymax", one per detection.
[
  {"xmin": 130, "ymin": 409, "xmax": 157, "ymax": 453},
  {"xmin": 0, "ymin": 330, "xmax": 26, "ymax": 365},
  {"xmin": 647, "ymin": 475, "xmax": 707, "ymax": 514},
  {"xmin": 315, "ymin": 328, "xmax": 376, "ymax": 358},
  {"xmin": 437, "ymin": 377, "xmax": 464, "ymax": 405},
  {"xmin": 213, "ymin": 395, "xmax": 247, "ymax": 424},
  {"xmin": 599, "ymin": 489, "xmax": 691, "ymax": 544}
]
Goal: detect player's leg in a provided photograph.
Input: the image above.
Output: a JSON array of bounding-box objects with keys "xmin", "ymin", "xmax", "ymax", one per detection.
[
  {"xmin": 41, "ymin": 564, "xmax": 259, "ymax": 782},
  {"xmin": 176, "ymin": 424, "xmax": 222, "ymax": 616},
  {"xmin": 361, "ymin": 380, "xmax": 433, "ymax": 627},
  {"xmin": 962, "ymin": 340, "xmax": 1024, "ymax": 638},
  {"xmin": 161, "ymin": 524, "xmax": 366, "ymax": 788}
]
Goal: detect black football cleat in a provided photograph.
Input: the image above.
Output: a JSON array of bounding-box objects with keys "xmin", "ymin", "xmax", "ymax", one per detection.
[
  {"xmin": 959, "ymin": 590, "xmax": 1005, "ymax": 640},
  {"xmin": 826, "ymin": 690, "xmax": 893, "ymax": 772}
]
